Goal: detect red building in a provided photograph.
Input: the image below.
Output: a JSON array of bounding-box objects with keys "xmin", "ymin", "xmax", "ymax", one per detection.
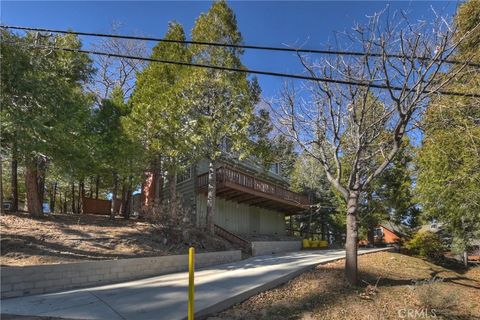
[{"xmin": 360, "ymin": 221, "xmax": 405, "ymax": 247}]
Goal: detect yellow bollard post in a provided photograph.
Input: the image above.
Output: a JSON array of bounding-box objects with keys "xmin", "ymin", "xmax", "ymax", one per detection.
[{"xmin": 188, "ymin": 247, "xmax": 195, "ymax": 320}]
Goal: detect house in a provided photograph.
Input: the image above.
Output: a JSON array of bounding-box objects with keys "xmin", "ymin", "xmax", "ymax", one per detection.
[
  {"xmin": 468, "ymin": 239, "xmax": 480, "ymax": 262},
  {"xmin": 360, "ymin": 221, "xmax": 406, "ymax": 247},
  {"xmin": 141, "ymin": 155, "xmax": 310, "ymax": 255}
]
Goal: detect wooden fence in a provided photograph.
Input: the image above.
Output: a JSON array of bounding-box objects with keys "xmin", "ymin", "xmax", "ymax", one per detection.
[{"xmin": 82, "ymin": 197, "xmax": 111, "ymax": 215}]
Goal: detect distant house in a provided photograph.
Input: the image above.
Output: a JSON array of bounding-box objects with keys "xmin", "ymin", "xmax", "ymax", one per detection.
[
  {"xmin": 469, "ymin": 239, "xmax": 480, "ymax": 262},
  {"xmin": 141, "ymin": 154, "xmax": 310, "ymax": 255},
  {"xmin": 360, "ymin": 221, "xmax": 406, "ymax": 247}
]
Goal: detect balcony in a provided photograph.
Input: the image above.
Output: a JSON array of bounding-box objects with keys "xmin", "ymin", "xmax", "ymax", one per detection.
[{"xmin": 197, "ymin": 166, "xmax": 309, "ymax": 214}]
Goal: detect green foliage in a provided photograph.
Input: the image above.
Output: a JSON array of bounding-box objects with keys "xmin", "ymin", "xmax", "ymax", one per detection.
[
  {"xmin": 248, "ymin": 108, "xmax": 274, "ymax": 162},
  {"xmin": 416, "ymin": 0, "xmax": 480, "ymax": 255},
  {"xmin": 454, "ymin": 0, "xmax": 480, "ymax": 59},
  {"xmin": 93, "ymin": 87, "xmax": 144, "ymax": 184},
  {"xmin": 290, "ymin": 152, "xmax": 345, "ymax": 236},
  {"xmin": 125, "ymin": 22, "xmax": 193, "ymax": 171},
  {"xmin": 248, "ymin": 109, "xmax": 296, "ymax": 180},
  {"xmin": 185, "ymin": 0, "xmax": 257, "ymax": 161},
  {"xmin": 360, "ymin": 142, "xmax": 419, "ymax": 228},
  {"xmin": 405, "ymin": 231, "xmax": 446, "ymax": 261},
  {"xmin": 0, "ymin": 30, "xmax": 94, "ymax": 172}
]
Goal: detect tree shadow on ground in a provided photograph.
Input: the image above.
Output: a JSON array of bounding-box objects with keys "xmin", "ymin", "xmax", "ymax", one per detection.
[
  {"xmin": 3, "ymin": 211, "xmax": 142, "ymax": 229},
  {"xmin": 0, "ymin": 233, "xmax": 138, "ymax": 263},
  {"xmin": 216, "ymin": 261, "xmax": 480, "ymax": 320}
]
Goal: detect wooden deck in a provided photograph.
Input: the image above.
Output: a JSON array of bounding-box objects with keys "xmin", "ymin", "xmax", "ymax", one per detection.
[{"xmin": 197, "ymin": 166, "xmax": 309, "ymax": 214}]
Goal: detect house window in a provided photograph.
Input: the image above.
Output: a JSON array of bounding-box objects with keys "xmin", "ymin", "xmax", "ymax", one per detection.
[
  {"xmin": 269, "ymin": 163, "xmax": 280, "ymax": 175},
  {"xmin": 177, "ymin": 166, "xmax": 192, "ymax": 184},
  {"xmin": 374, "ymin": 228, "xmax": 384, "ymax": 237}
]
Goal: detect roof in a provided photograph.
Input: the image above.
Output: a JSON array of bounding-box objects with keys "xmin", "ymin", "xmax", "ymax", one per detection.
[{"xmin": 379, "ymin": 221, "xmax": 408, "ymax": 237}]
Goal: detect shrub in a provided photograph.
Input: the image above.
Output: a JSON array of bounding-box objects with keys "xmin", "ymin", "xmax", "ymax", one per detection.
[
  {"xmin": 414, "ymin": 282, "xmax": 458, "ymax": 313},
  {"xmin": 405, "ymin": 231, "xmax": 445, "ymax": 261}
]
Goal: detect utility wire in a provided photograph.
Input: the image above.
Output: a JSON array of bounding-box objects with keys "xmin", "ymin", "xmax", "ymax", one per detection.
[
  {"xmin": 7, "ymin": 41, "xmax": 480, "ymax": 99},
  {"xmin": 2, "ymin": 24, "xmax": 479, "ymax": 68}
]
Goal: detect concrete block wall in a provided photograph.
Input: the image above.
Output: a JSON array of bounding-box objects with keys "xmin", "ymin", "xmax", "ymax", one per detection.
[
  {"xmin": 1, "ymin": 250, "xmax": 241, "ymax": 299},
  {"xmin": 251, "ymin": 241, "xmax": 301, "ymax": 256}
]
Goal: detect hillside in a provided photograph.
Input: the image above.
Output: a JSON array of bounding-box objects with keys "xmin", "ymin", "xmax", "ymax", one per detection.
[{"xmin": 0, "ymin": 212, "xmax": 235, "ymax": 266}]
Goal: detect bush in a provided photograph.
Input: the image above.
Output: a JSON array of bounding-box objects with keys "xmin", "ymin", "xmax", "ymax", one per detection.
[
  {"xmin": 142, "ymin": 197, "xmax": 194, "ymax": 228},
  {"xmin": 405, "ymin": 231, "xmax": 445, "ymax": 261},
  {"xmin": 414, "ymin": 282, "xmax": 458, "ymax": 313}
]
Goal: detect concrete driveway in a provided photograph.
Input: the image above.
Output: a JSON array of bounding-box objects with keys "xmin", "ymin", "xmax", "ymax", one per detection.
[{"xmin": 1, "ymin": 248, "xmax": 388, "ymax": 320}]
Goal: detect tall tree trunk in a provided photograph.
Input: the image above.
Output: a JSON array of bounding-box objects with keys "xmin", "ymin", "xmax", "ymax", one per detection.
[
  {"xmin": 77, "ymin": 180, "xmax": 84, "ymax": 214},
  {"xmin": 50, "ymin": 182, "xmax": 57, "ymax": 213},
  {"xmin": 11, "ymin": 147, "xmax": 18, "ymax": 212},
  {"xmin": 119, "ymin": 179, "xmax": 127, "ymax": 216},
  {"xmin": 306, "ymin": 192, "xmax": 314, "ymax": 238},
  {"xmin": 168, "ymin": 170, "xmax": 177, "ymax": 217},
  {"xmin": 123, "ymin": 176, "xmax": 132, "ymax": 220},
  {"xmin": 59, "ymin": 191, "xmax": 63, "ymax": 214},
  {"xmin": 37, "ymin": 158, "xmax": 46, "ymax": 206},
  {"xmin": 63, "ymin": 190, "xmax": 68, "ymax": 213},
  {"xmin": 95, "ymin": 175, "xmax": 100, "ymax": 199},
  {"xmin": 25, "ymin": 159, "xmax": 43, "ymax": 217},
  {"xmin": 206, "ymin": 160, "xmax": 216, "ymax": 234},
  {"xmin": 345, "ymin": 191, "xmax": 360, "ymax": 285},
  {"xmin": 89, "ymin": 177, "xmax": 93, "ymax": 198},
  {"xmin": 154, "ymin": 156, "xmax": 163, "ymax": 206},
  {"xmin": 110, "ymin": 173, "xmax": 118, "ymax": 219},
  {"xmin": 71, "ymin": 182, "xmax": 76, "ymax": 213},
  {"xmin": 81, "ymin": 181, "xmax": 85, "ymax": 211}
]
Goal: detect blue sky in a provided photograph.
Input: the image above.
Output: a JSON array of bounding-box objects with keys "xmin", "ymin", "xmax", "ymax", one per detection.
[{"xmin": 1, "ymin": 1, "xmax": 459, "ymax": 99}]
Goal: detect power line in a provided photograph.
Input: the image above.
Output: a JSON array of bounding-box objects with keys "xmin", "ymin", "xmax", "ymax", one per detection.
[
  {"xmin": 2, "ymin": 24, "xmax": 479, "ymax": 68},
  {"xmin": 9, "ymin": 41, "xmax": 480, "ymax": 99}
]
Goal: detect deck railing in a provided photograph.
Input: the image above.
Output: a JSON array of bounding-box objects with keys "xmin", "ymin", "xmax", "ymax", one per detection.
[{"xmin": 197, "ymin": 166, "xmax": 309, "ymax": 207}]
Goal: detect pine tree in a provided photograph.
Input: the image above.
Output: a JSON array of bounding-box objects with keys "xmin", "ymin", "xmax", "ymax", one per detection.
[
  {"xmin": 185, "ymin": 1, "xmax": 258, "ymax": 233},
  {"xmin": 125, "ymin": 21, "xmax": 192, "ymax": 215},
  {"xmin": 1, "ymin": 31, "xmax": 94, "ymax": 216},
  {"xmin": 416, "ymin": 0, "xmax": 480, "ymax": 267}
]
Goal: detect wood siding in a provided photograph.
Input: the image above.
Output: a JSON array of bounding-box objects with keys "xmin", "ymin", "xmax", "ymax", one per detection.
[
  {"xmin": 82, "ymin": 197, "xmax": 111, "ymax": 215},
  {"xmin": 161, "ymin": 167, "xmax": 197, "ymax": 213},
  {"xmin": 196, "ymin": 194, "xmax": 286, "ymax": 235},
  {"xmin": 377, "ymin": 226, "xmax": 401, "ymax": 244}
]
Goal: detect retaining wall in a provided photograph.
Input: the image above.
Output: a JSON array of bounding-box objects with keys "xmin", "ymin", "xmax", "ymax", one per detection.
[
  {"xmin": 251, "ymin": 241, "xmax": 302, "ymax": 256},
  {"xmin": 1, "ymin": 250, "xmax": 241, "ymax": 299}
]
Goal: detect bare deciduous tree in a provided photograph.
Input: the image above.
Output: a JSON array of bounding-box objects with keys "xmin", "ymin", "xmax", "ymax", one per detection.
[
  {"xmin": 87, "ymin": 22, "xmax": 147, "ymax": 101},
  {"xmin": 273, "ymin": 10, "xmax": 479, "ymax": 285}
]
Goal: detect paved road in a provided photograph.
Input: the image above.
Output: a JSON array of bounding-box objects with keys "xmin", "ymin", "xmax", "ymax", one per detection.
[{"xmin": 1, "ymin": 248, "xmax": 388, "ymax": 320}]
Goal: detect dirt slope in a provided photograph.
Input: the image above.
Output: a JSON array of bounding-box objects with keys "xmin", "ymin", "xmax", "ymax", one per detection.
[{"xmin": 1, "ymin": 212, "xmax": 234, "ymax": 266}]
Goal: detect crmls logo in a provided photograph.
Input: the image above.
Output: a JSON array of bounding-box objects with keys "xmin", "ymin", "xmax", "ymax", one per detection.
[{"xmin": 397, "ymin": 308, "xmax": 437, "ymax": 318}]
